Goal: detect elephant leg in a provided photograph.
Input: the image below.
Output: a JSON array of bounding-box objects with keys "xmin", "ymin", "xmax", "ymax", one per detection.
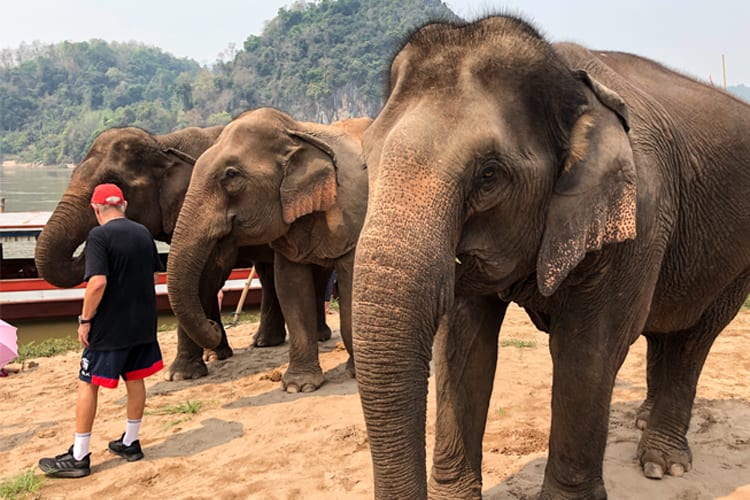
[
  {"xmin": 334, "ymin": 254, "xmax": 355, "ymax": 377},
  {"xmin": 540, "ymin": 317, "xmax": 633, "ymax": 500},
  {"xmin": 635, "ymin": 335, "xmax": 661, "ymax": 429},
  {"xmin": 254, "ymin": 261, "xmax": 288, "ymax": 347},
  {"xmin": 638, "ymin": 273, "xmax": 750, "ymax": 479},
  {"xmin": 275, "ymin": 254, "xmax": 324, "ymax": 393},
  {"xmin": 167, "ymin": 256, "xmax": 233, "ymax": 379},
  {"xmin": 203, "ymin": 302, "xmax": 233, "ymax": 362},
  {"xmin": 312, "ymin": 265, "xmax": 333, "ymax": 341},
  {"xmin": 165, "ymin": 327, "xmax": 209, "ymax": 380},
  {"xmin": 429, "ymin": 295, "xmax": 506, "ymax": 499},
  {"xmin": 199, "ymin": 260, "xmax": 233, "ymax": 362}
]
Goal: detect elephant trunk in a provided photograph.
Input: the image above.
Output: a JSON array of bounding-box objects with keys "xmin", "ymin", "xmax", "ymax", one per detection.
[
  {"xmin": 353, "ymin": 191, "xmax": 456, "ymax": 498},
  {"xmin": 167, "ymin": 195, "xmax": 228, "ymax": 349},
  {"xmin": 35, "ymin": 191, "xmax": 96, "ymax": 288}
]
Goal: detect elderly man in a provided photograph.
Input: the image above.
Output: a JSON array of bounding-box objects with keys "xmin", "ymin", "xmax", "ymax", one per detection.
[{"xmin": 39, "ymin": 183, "xmax": 164, "ymax": 477}]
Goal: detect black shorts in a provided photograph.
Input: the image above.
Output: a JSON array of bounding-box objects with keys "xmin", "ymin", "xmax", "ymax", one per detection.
[{"xmin": 79, "ymin": 341, "xmax": 163, "ymax": 388}]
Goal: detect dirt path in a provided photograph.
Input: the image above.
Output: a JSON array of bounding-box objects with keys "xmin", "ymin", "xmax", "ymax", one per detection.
[{"xmin": 2, "ymin": 305, "xmax": 748, "ymax": 499}]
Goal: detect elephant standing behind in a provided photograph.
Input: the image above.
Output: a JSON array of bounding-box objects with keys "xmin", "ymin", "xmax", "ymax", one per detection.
[
  {"xmin": 34, "ymin": 125, "xmax": 331, "ymax": 380},
  {"xmin": 167, "ymin": 108, "xmax": 371, "ymax": 392},
  {"xmin": 351, "ymin": 15, "xmax": 750, "ymax": 499}
]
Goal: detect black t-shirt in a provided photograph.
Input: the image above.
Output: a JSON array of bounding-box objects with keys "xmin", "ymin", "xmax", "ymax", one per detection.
[{"xmin": 83, "ymin": 217, "xmax": 164, "ymax": 350}]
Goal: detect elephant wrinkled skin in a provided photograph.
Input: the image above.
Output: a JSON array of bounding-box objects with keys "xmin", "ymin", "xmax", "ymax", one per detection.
[
  {"xmin": 167, "ymin": 108, "xmax": 371, "ymax": 393},
  {"xmin": 35, "ymin": 125, "xmax": 331, "ymax": 381},
  {"xmin": 352, "ymin": 15, "xmax": 750, "ymax": 499}
]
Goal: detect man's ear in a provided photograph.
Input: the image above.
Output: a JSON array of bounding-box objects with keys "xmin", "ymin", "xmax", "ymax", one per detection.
[{"xmin": 537, "ymin": 72, "xmax": 637, "ymax": 296}]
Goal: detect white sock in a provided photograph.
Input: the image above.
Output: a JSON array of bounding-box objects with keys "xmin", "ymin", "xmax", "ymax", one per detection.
[
  {"xmin": 123, "ymin": 419, "xmax": 141, "ymax": 446},
  {"xmin": 73, "ymin": 432, "xmax": 91, "ymax": 460}
]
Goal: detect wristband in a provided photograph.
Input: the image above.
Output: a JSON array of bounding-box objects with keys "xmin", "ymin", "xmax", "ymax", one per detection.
[{"xmin": 78, "ymin": 315, "xmax": 92, "ymax": 325}]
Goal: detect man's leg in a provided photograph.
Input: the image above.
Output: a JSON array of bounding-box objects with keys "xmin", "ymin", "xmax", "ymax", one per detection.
[
  {"xmin": 123, "ymin": 378, "xmax": 146, "ymax": 446},
  {"xmin": 73, "ymin": 380, "xmax": 99, "ymax": 460},
  {"xmin": 76, "ymin": 381, "xmax": 100, "ymax": 433},
  {"xmin": 125, "ymin": 378, "xmax": 146, "ymax": 420}
]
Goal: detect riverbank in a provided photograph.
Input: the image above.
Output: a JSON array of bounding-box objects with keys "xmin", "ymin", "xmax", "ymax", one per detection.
[{"xmin": 1, "ymin": 305, "xmax": 748, "ymax": 499}]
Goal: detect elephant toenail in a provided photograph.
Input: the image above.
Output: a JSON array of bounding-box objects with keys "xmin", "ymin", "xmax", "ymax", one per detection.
[
  {"xmin": 669, "ymin": 464, "xmax": 685, "ymax": 477},
  {"xmin": 285, "ymin": 383, "xmax": 300, "ymax": 393},
  {"xmin": 643, "ymin": 462, "xmax": 664, "ymax": 479}
]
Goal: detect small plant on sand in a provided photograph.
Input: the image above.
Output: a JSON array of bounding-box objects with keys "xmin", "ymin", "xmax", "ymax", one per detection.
[
  {"xmin": 14, "ymin": 337, "xmax": 80, "ymax": 363},
  {"xmin": 157, "ymin": 321, "xmax": 179, "ymax": 332},
  {"xmin": 148, "ymin": 400, "xmax": 203, "ymax": 416},
  {"xmin": 500, "ymin": 338, "xmax": 537, "ymax": 349},
  {"xmin": 223, "ymin": 310, "xmax": 261, "ymax": 327},
  {"xmin": 0, "ymin": 468, "xmax": 43, "ymax": 500},
  {"xmin": 146, "ymin": 400, "xmax": 203, "ymax": 429},
  {"xmin": 743, "ymin": 294, "xmax": 750, "ymax": 309},
  {"xmin": 329, "ymin": 297, "xmax": 340, "ymax": 312}
]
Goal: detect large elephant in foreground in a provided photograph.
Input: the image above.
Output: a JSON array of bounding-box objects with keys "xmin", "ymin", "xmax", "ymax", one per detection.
[
  {"xmin": 167, "ymin": 108, "xmax": 371, "ymax": 392},
  {"xmin": 352, "ymin": 15, "xmax": 750, "ymax": 499},
  {"xmin": 35, "ymin": 125, "xmax": 331, "ymax": 380}
]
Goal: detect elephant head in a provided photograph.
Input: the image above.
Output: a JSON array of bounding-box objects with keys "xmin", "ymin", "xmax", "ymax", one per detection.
[
  {"xmin": 167, "ymin": 108, "xmax": 370, "ymax": 350},
  {"xmin": 352, "ymin": 16, "xmax": 636, "ymax": 497},
  {"xmin": 34, "ymin": 126, "xmax": 223, "ymax": 288}
]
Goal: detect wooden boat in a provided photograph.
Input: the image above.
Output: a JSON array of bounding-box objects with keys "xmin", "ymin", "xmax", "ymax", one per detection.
[{"xmin": 0, "ymin": 212, "xmax": 261, "ymax": 321}]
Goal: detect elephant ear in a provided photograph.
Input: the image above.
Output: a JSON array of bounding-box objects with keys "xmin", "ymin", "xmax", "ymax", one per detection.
[
  {"xmin": 537, "ymin": 71, "xmax": 637, "ymax": 296},
  {"xmin": 279, "ymin": 130, "xmax": 338, "ymax": 224},
  {"xmin": 158, "ymin": 148, "xmax": 196, "ymax": 235}
]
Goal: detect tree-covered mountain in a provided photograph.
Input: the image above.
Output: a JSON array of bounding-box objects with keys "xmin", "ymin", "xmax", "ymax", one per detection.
[
  {"xmin": 0, "ymin": 0, "xmax": 457, "ymax": 165},
  {"xmin": 0, "ymin": 40, "xmax": 202, "ymax": 164},
  {"xmin": 0, "ymin": 0, "xmax": 746, "ymax": 166}
]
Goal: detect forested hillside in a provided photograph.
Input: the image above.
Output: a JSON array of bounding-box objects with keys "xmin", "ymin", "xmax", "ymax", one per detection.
[
  {"xmin": 0, "ymin": 0, "xmax": 745, "ymax": 166},
  {"xmin": 0, "ymin": 0, "xmax": 457, "ymax": 165}
]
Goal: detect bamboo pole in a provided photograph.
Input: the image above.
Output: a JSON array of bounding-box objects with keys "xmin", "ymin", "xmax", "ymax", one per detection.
[
  {"xmin": 722, "ymin": 54, "xmax": 727, "ymax": 89},
  {"xmin": 230, "ymin": 265, "xmax": 256, "ymax": 326}
]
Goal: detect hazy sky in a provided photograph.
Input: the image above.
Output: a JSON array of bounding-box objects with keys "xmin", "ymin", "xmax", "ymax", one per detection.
[{"xmin": 2, "ymin": 0, "xmax": 748, "ymax": 85}]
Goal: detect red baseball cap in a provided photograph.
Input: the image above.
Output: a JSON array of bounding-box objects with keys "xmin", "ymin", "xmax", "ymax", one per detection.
[{"xmin": 91, "ymin": 183, "xmax": 126, "ymax": 206}]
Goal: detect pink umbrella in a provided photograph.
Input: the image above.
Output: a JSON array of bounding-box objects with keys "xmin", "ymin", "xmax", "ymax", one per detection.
[{"xmin": 0, "ymin": 319, "xmax": 19, "ymax": 368}]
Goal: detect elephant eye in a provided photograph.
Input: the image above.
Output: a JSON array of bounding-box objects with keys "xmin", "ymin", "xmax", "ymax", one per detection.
[
  {"xmin": 224, "ymin": 166, "xmax": 240, "ymax": 180},
  {"xmin": 478, "ymin": 162, "xmax": 500, "ymax": 188}
]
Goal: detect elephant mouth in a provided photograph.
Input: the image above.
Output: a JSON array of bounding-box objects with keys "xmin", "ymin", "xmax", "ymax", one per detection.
[{"xmin": 455, "ymin": 252, "xmax": 521, "ymax": 296}]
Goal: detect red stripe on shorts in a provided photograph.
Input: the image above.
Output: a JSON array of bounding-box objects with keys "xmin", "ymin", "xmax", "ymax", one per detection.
[
  {"xmin": 126, "ymin": 359, "xmax": 164, "ymax": 380},
  {"xmin": 91, "ymin": 374, "xmax": 119, "ymax": 388}
]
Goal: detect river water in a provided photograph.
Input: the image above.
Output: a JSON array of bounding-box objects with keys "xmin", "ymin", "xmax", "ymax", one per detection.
[{"xmin": 0, "ymin": 163, "xmax": 73, "ymax": 212}]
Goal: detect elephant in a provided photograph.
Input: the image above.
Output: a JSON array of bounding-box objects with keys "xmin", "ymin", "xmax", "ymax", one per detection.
[
  {"xmin": 167, "ymin": 107, "xmax": 371, "ymax": 392},
  {"xmin": 34, "ymin": 125, "xmax": 332, "ymax": 381},
  {"xmin": 351, "ymin": 15, "xmax": 750, "ymax": 500}
]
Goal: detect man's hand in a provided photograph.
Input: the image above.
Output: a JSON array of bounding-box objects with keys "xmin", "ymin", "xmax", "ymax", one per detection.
[{"xmin": 78, "ymin": 323, "xmax": 91, "ymax": 347}]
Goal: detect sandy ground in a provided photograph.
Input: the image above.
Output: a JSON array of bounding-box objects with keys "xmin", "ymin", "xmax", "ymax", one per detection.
[{"xmin": 1, "ymin": 304, "xmax": 749, "ymax": 499}]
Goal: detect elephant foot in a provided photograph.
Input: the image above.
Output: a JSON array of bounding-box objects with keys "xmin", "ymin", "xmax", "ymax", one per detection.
[
  {"xmin": 345, "ymin": 356, "xmax": 356, "ymax": 378},
  {"xmin": 428, "ymin": 471, "xmax": 482, "ymax": 500},
  {"xmin": 203, "ymin": 344, "xmax": 234, "ymax": 363},
  {"xmin": 164, "ymin": 355, "xmax": 209, "ymax": 381},
  {"xmin": 318, "ymin": 325, "xmax": 332, "ymax": 342},
  {"xmin": 637, "ymin": 428, "xmax": 692, "ymax": 480},
  {"xmin": 281, "ymin": 367, "xmax": 325, "ymax": 393},
  {"xmin": 635, "ymin": 399, "xmax": 654, "ymax": 430},
  {"xmin": 538, "ymin": 476, "xmax": 607, "ymax": 500},
  {"xmin": 254, "ymin": 325, "xmax": 287, "ymax": 347}
]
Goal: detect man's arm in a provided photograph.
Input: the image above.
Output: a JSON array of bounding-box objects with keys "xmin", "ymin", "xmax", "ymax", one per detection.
[{"xmin": 78, "ymin": 274, "xmax": 107, "ymax": 347}]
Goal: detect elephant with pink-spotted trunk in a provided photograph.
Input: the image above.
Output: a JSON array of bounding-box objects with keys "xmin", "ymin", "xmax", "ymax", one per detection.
[
  {"xmin": 167, "ymin": 108, "xmax": 371, "ymax": 393},
  {"xmin": 352, "ymin": 15, "xmax": 750, "ymax": 499}
]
